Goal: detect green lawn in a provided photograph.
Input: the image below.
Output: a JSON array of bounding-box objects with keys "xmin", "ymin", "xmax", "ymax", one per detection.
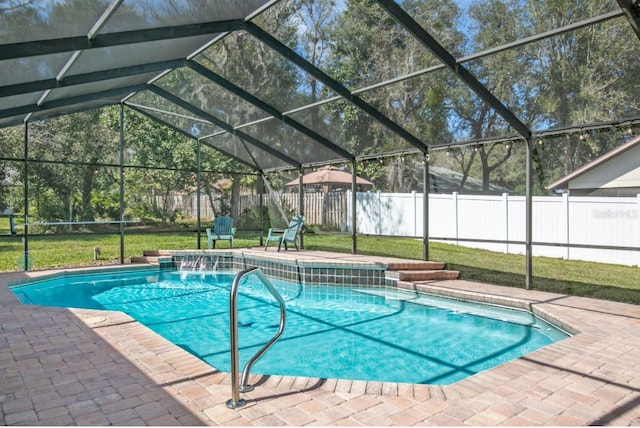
[{"xmin": 1, "ymin": 231, "xmax": 638, "ymax": 304}]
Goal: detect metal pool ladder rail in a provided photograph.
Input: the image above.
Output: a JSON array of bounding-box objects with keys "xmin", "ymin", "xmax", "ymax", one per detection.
[{"xmin": 226, "ymin": 267, "xmax": 287, "ymax": 409}]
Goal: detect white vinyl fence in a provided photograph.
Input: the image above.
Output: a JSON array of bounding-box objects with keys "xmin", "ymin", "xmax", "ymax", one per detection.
[{"xmin": 347, "ymin": 191, "xmax": 640, "ymax": 266}]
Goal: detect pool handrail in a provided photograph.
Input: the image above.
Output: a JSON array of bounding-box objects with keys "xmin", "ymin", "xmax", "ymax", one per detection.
[{"xmin": 227, "ymin": 267, "xmax": 287, "ymax": 409}]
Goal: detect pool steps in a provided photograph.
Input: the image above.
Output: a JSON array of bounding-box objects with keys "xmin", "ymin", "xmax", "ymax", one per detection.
[
  {"xmin": 131, "ymin": 250, "xmax": 460, "ymax": 281},
  {"xmin": 131, "ymin": 250, "xmax": 172, "ymax": 264},
  {"xmin": 384, "ymin": 261, "xmax": 460, "ymax": 281}
]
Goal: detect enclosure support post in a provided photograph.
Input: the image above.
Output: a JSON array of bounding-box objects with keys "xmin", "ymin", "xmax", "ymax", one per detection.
[
  {"xmin": 119, "ymin": 105, "xmax": 125, "ymax": 264},
  {"xmin": 351, "ymin": 160, "xmax": 357, "ymax": 254},
  {"xmin": 525, "ymin": 138, "xmax": 533, "ymax": 289},
  {"xmin": 23, "ymin": 121, "xmax": 29, "ymax": 271},
  {"xmin": 423, "ymin": 152, "xmax": 430, "ymax": 261},
  {"xmin": 196, "ymin": 139, "xmax": 202, "ymax": 249},
  {"xmin": 259, "ymin": 173, "xmax": 264, "ymax": 247},
  {"xmin": 298, "ymin": 166, "xmax": 304, "ymax": 250}
]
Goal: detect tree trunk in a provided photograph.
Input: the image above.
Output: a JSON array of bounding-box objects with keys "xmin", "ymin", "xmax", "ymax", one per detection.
[
  {"xmin": 80, "ymin": 165, "xmax": 96, "ymax": 222},
  {"xmin": 480, "ymin": 150, "xmax": 491, "ymax": 192},
  {"xmin": 230, "ymin": 177, "xmax": 240, "ymax": 221},
  {"xmin": 202, "ymin": 181, "xmax": 218, "ymax": 220},
  {"xmin": 65, "ymin": 194, "xmax": 73, "ymax": 232}
]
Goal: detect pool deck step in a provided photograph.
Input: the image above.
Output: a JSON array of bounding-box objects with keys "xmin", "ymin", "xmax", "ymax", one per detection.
[
  {"xmin": 383, "ymin": 260, "xmax": 459, "ymax": 281},
  {"xmin": 143, "ymin": 250, "xmax": 173, "ymax": 257},
  {"xmin": 386, "ymin": 269, "xmax": 460, "ymax": 281},
  {"xmin": 384, "ymin": 261, "xmax": 445, "ymax": 271},
  {"xmin": 130, "ymin": 256, "xmax": 163, "ymax": 264},
  {"xmin": 131, "ymin": 250, "xmax": 173, "ymax": 264}
]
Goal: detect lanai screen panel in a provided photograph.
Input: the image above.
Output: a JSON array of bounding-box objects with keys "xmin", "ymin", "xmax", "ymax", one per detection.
[
  {"xmin": 125, "ymin": 104, "xmax": 271, "ymax": 170},
  {"xmin": 194, "ymin": 34, "xmax": 357, "ymax": 168},
  {"xmin": 155, "ymin": 67, "xmax": 271, "ymax": 128},
  {"xmin": 101, "ymin": 0, "xmax": 268, "ymax": 31},
  {"xmin": 132, "ymin": 74, "xmax": 304, "ymax": 167},
  {"xmin": 238, "ymin": 116, "xmax": 343, "ymax": 167},
  {"xmin": 193, "ymin": 35, "xmax": 428, "ymax": 160},
  {"xmin": 43, "ymin": 74, "xmax": 158, "ymax": 102},
  {"xmin": 0, "ymin": 53, "xmax": 72, "ymax": 88},
  {"xmin": 127, "ymin": 91, "xmax": 223, "ymax": 138},
  {"xmin": 0, "ymin": 0, "xmax": 272, "ymax": 133},
  {"xmin": 0, "ymin": 112, "xmax": 29, "ymax": 129},
  {"xmin": 352, "ymin": 60, "xmax": 516, "ymax": 147},
  {"xmin": 126, "ymin": 93, "xmax": 293, "ymax": 170},
  {"xmin": 0, "ymin": 1, "xmax": 108, "ymax": 43},
  {"xmin": 252, "ymin": 1, "xmax": 444, "ymax": 90},
  {"xmin": 463, "ymin": 22, "xmax": 640, "ymax": 133},
  {"xmin": 244, "ymin": 3, "xmax": 433, "ymax": 157},
  {"xmin": 195, "ymin": 31, "xmax": 342, "ymax": 112},
  {"xmin": 201, "ymin": 131, "xmax": 293, "ymax": 171},
  {"xmin": 6, "ymin": 100, "xmax": 125, "ymax": 130},
  {"xmin": 410, "ymin": 0, "xmax": 622, "ymax": 56},
  {"xmin": 365, "ymin": 0, "xmax": 524, "ymax": 146},
  {"xmin": 0, "ymin": 53, "xmax": 76, "ymax": 116},
  {"xmin": 193, "ymin": 32, "xmax": 348, "ymax": 158},
  {"xmin": 66, "ymin": 37, "xmax": 214, "ymax": 75},
  {"xmin": 284, "ymin": 97, "xmax": 411, "ymax": 156},
  {"xmin": 0, "ymin": 93, "xmax": 42, "ymax": 121},
  {"xmin": 156, "ymin": 65, "xmax": 350, "ymax": 166},
  {"xmin": 448, "ymin": 0, "xmax": 640, "ymax": 132}
]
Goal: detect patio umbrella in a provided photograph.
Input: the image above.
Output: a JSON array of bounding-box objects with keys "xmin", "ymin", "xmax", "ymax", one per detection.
[{"xmin": 285, "ymin": 166, "xmax": 373, "ymax": 191}]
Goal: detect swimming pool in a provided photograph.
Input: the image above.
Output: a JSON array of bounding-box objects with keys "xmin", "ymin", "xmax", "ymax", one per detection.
[{"xmin": 11, "ymin": 267, "xmax": 568, "ymax": 385}]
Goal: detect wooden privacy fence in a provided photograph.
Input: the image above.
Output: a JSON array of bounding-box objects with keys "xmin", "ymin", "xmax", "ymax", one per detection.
[
  {"xmin": 174, "ymin": 191, "xmax": 349, "ymax": 228},
  {"xmin": 240, "ymin": 192, "xmax": 348, "ymax": 227}
]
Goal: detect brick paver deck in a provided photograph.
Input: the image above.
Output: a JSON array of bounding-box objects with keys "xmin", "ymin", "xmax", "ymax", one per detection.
[{"xmin": 1, "ymin": 249, "xmax": 639, "ymax": 425}]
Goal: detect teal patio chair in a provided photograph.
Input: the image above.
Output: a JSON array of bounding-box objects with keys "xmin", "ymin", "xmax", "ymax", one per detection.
[
  {"xmin": 264, "ymin": 215, "xmax": 304, "ymax": 252},
  {"xmin": 206, "ymin": 215, "xmax": 236, "ymax": 249}
]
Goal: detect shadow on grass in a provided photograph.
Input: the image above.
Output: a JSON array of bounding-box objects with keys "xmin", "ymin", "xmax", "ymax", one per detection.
[{"xmin": 449, "ymin": 263, "xmax": 640, "ymax": 305}]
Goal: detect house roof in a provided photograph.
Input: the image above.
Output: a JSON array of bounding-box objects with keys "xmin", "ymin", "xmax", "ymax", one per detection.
[
  {"xmin": 546, "ymin": 135, "xmax": 640, "ymax": 190},
  {"xmin": 428, "ymin": 166, "xmax": 512, "ymax": 194}
]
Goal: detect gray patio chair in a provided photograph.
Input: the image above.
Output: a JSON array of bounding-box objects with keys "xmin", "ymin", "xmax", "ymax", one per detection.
[{"xmin": 264, "ymin": 215, "xmax": 304, "ymax": 252}]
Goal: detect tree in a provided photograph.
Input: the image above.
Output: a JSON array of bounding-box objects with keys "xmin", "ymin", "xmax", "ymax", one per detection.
[
  {"xmin": 324, "ymin": 0, "xmax": 460, "ymax": 190},
  {"xmin": 529, "ymin": 1, "xmax": 640, "ymax": 180},
  {"xmin": 113, "ymin": 108, "xmax": 199, "ymax": 224},
  {"xmin": 160, "ymin": 4, "xmax": 308, "ymax": 218},
  {"xmin": 23, "ymin": 110, "xmax": 119, "ymax": 226},
  {"xmin": 0, "ymin": 126, "xmax": 24, "ymax": 211},
  {"xmin": 458, "ymin": 0, "xmax": 640, "ymax": 193}
]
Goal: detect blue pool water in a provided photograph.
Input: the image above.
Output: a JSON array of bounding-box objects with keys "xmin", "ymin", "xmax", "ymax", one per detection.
[{"xmin": 11, "ymin": 268, "xmax": 568, "ymax": 385}]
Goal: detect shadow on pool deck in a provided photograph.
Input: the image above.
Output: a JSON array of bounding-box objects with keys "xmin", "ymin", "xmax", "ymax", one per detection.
[
  {"xmin": 0, "ymin": 301, "xmax": 207, "ymax": 425},
  {"xmin": 1, "ymin": 250, "xmax": 640, "ymax": 425}
]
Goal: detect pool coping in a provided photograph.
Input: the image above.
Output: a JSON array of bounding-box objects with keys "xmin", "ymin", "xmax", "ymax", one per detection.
[{"xmin": 1, "ymin": 249, "xmax": 640, "ymax": 425}]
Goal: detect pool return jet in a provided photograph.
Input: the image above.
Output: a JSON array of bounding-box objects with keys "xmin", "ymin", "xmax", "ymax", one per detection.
[
  {"xmin": 227, "ymin": 267, "xmax": 287, "ymax": 409},
  {"xmin": 178, "ymin": 255, "xmax": 220, "ymax": 280}
]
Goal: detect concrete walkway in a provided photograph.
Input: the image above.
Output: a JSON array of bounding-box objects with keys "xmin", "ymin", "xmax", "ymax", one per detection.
[{"xmin": 1, "ymin": 249, "xmax": 640, "ymax": 425}]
